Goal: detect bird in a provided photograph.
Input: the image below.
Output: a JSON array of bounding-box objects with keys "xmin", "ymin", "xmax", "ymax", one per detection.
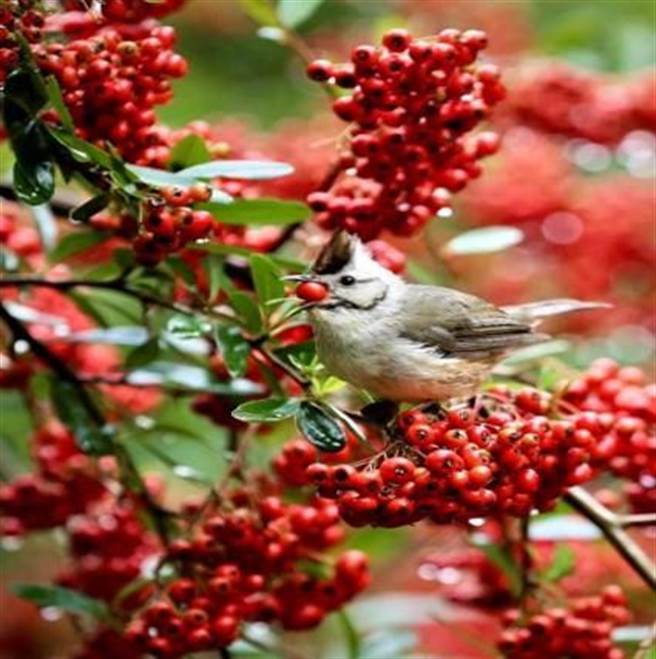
[{"xmin": 286, "ymin": 230, "xmax": 610, "ymax": 403}]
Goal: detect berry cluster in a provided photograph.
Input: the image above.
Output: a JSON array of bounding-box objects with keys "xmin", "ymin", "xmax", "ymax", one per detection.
[
  {"xmin": 297, "ymin": 389, "xmax": 603, "ymax": 527},
  {"xmin": 306, "ymin": 28, "xmax": 504, "ymax": 239},
  {"xmin": 0, "ymin": 422, "xmax": 106, "ymax": 535},
  {"xmin": 58, "ymin": 500, "xmax": 158, "ymax": 603},
  {"xmin": 498, "ymin": 585, "xmax": 630, "ymax": 659},
  {"xmin": 64, "ymin": 0, "xmax": 186, "ymax": 23},
  {"xmin": 123, "ymin": 489, "xmax": 369, "ymax": 657},
  {"xmin": 563, "ymin": 358, "xmax": 655, "ymax": 512},
  {"xmin": 0, "ymin": 2, "xmax": 44, "ymax": 82},
  {"xmin": 89, "ymin": 184, "xmax": 216, "ymax": 265},
  {"xmin": 33, "ymin": 24, "xmax": 187, "ymax": 165},
  {"xmin": 501, "ymin": 64, "xmax": 656, "ymax": 144}
]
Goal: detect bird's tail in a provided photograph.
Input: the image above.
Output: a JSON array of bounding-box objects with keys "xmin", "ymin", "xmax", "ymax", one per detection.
[{"xmin": 502, "ymin": 299, "xmax": 612, "ymax": 324}]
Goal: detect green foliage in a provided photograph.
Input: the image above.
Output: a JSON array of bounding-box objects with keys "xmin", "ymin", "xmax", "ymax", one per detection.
[
  {"xmin": 232, "ymin": 396, "xmax": 301, "ymax": 422},
  {"xmin": 278, "ymin": 0, "xmax": 325, "ymax": 28},
  {"xmin": 541, "ymin": 544, "xmax": 576, "ymax": 583},
  {"xmin": 250, "ymin": 253, "xmax": 286, "ymax": 315},
  {"xmin": 169, "ymin": 134, "xmax": 212, "ymax": 169},
  {"xmin": 296, "ymin": 401, "xmax": 346, "ymax": 452},
  {"xmin": 11, "ymin": 584, "xmax": 109, "ymax": 620},
  {"xmin": 48, "ymin": 230, "xmax": 111, "ymax": 263},
  {"xmin": 216, "ymin": 324, "xmax": 251, "ymax": 377},
  {"xmin": 201, "ymin": 198, "xmax": 310, "ymax": 225}
]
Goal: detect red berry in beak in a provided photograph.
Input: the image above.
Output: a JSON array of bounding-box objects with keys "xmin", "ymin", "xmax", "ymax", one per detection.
[{"xmin": 295, "ymin": 281, "xmax": 329, "ymax": 302}]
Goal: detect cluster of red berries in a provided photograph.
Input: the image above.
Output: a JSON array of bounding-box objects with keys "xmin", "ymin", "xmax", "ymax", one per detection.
[
  {"xmin": 305, "ymin": 28, "xmax": 505, "ymax": 239},
  {"xmin": 0, "ymin": 2, "xmax": 44, "ymax": 82},
  {"xmin": 64, "ymin": 0, "xmax": 186, "ymax": 23},
  {"xmin": 90, "ymin": 184, "xmax": 216, "ymax": 264},
  {"xmin": 0, "ymin": 422, "xmax": 106, "ymax": 535},
  {"xmin": 123, "ymin": 488, "xmax": 369, "ymax": 657},
  {"xmin": 57, "ymin": 499, "xmax": 158, "ymax": 603},
  {"xmin": 501, "ymin": 64, "xmax": 656, "ymax": 144},
  {"xmin": 498, "ymin": 585, "xmax": 630, "ymax": 659},
  {"xmin": 562, "ymin": 358, "xmax": 655, "ymax": 513},
  {"xmin": 33, "ymin": 24, "xmax": 187, "ymax": 165},
  {"xmin": 289, "ymin": 388, "xmax": 606, "ymax": 527}
]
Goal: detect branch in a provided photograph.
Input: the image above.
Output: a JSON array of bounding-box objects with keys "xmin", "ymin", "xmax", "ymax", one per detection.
[{"xmin": 565, "ymin": 486, "xmax": 656, "ymax": 591}]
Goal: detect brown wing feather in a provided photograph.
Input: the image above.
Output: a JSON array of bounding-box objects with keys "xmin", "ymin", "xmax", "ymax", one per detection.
[{"xmin": 399, "ymin": 285, "xmax": 547, "ymax": 357}]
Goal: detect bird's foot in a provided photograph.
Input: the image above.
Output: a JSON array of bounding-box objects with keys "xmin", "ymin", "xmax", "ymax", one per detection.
[{"xmin": 360, "ymin": 400, "xmax": 399, "ymax": 426}]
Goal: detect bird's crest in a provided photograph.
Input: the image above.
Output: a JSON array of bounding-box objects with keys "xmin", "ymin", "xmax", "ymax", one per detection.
[{"xmin": 312, "ymin": 230, "xmax": 355, "ymax": 274}]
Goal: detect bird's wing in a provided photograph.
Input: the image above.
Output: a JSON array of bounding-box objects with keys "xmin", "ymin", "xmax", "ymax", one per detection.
[{"xmin": 399, "ymin": 285, "xmax": 548, "ymax": 357}]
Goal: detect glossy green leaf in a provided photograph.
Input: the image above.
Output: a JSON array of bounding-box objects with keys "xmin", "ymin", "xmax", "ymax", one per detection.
[
  {"xmin": 542, "ymin": 544, "xmax": 575, "ymax": 583},
  {"xmin": 250, "ymin": 253, "xmax": 285, "ymax": 313},
  {"xmin": 228, "ymin": 291, "xmax": 263, "ymax": 334},
  {"xmin": 278, "ymin": 0, "xmax": 324, "ymax": 27},
  {"xmin": 12, "ymin": 584, "xmax": 109, "ymax": 620},
  {"xmin": 201, "ymin": 198, "xmax": 309, "ymax": 226},
  {"xmin": 125, "ymin": 338, "xmax": 160, "ymax": 370},
  {"xmin": 199, "ymin": 241, "xmax": 306, "ymax": 271},
  {"xmin": 238, "ymin": 0, "xmax": 279, "ymax": 26},
  {"xmin": 66, "ymin": 326, "xmax": 148, "ymax": 346},
  {"xmin": 203, "ymin": 254, "xmax": 223, "ymax": 302},
  {"xmin": 443, "ymin": 226, "xmax": 524, "ymax": 256},
  {"xmin": 127, "ymin": 164, "xmax": 198, "ymax": 187},
  {"xmin": 47, "ymin": 127, "xmax": 113, "ymax": 169},
  {"xmin": 44, "ymin": 76, "xmax": 74, "ymax": 130},
  {"xmin": 179, "ymin": 159, "xmax": 293, "ymax": 180},
  {"xmin": 232, "ymin": 396, "xmax": 301, "ymax": 422},
  {"xmin": 4, "ymin": 66, "xmax": 48, "ymax": 115},
  {"xmin": 169, "ymin": 134, "xmax": 211, "ymax": 169},
  {"xmin": 49, "ymin": 230, "xmax": 111, "ymax": 263},
  {"xmin": 70, "ymin": 193, "xmax": 111, "ymax": 223},
  {"xmin": 13, "ymin": 158, "xmax": 54, "ymax": 205},
  {"xmin": 51, "ymin": 381, "xmax": 113, "ymax": 455},
  {"xmin": 128, "ymin": 362, "xmax": 264, "ymax": 396},
  {"xmin": 296, "ymin": 401, "xmax": 346, "ymax": 452},
  {"xmin": 216, "ymin": 324, "xmax": 251, "ymax": 377},
  {"xmin": 166, "ymin": 314, "xmax": 209, "ymax": 338}
]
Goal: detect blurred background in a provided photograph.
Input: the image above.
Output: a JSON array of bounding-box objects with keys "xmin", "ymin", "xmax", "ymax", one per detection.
[{"xmin": 1, "ymin": 0, "xmax": 655, "ymax": 657}]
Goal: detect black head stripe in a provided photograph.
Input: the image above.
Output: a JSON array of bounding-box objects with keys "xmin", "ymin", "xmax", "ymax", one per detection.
[
  {"xmin": 317, "ymin": 288, "xmax": 388, "ymax": 311},
  {"xmin": 312, "ymin": 230, "xmax": 353, "ymax": 275}
]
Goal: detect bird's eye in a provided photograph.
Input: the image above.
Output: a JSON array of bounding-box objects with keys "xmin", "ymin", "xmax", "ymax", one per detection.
[{"xmin": 339, "ymin": 275, "xmax": 356, "ymax": 286}]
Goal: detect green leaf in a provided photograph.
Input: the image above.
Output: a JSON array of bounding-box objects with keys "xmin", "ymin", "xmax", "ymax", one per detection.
[
  {"xmin": 228, "ymin": 291, "xmax": 263, "ymax": 334},
  {"xmin": 296, "ymin": 401, "xmax": 346, "ymax": 452},
  {"xmin": 166, "ymin": 314, "xmax": 209, "ymax": 338},
  {"xmin": 11, "ymin": 584, "xmax": 109, "ymax": 620},
  {"xmin": 250, "ymin": 253, "xmax": 285, "ymax": 314},
  {"xmin": 170, "ymin": 134, "xmax": 211, "ymax": 169},
  {"xmin": 542, "ymin": 544, "xmax": 575, "ymax": 583},
  {"xmin": 215, "ymin": 324, "xmax": 251, "ymax": 378},
  {"xmin": 232, "ymin": 396, "xmax": 301, "ymax": 422},
  {"xmin": 203, "ymin": 254, "xmax": 223, "ymax": 302},
  {"xmin": 199, "ymin": 241, "xmax": 306, "ymax": 271},
  {"xmin": 278, "ymin": 0, "xmax": 324, "ymax": 27},
  {"xmin": 127, "ymin": 163, "xmax": 198, "ymax": 187},
  {"xmin": 47, "ymin": 127, "xmax": 113, "ymax": 169},
  {"xmin": 66, "ymin": 326, "xmax": 148, "ymax": 346},
  {"xmin": 4, "ymin": 66, "xmax": 48, "ymax": 115},
  {"xmin": 51, "ymin": 381, "xmax": 113, "ymax": 455},
  {"xmin": 44, "ymin": 76, "xmax": 74, "ymax": 131},
  {"xmin": 359, "ymin": 629, "xmax": 417, "ymax": 659},
  {"xmin": 129, "ymin": 362, "xmax": 264, "ymax": 396},
  {"xmin": 29, "ymin": 204, "xmax": 57, "ymax": 251},
  {"xmin": 443, "ymin": 226, "xmax": 524, "ymax": 256},
  {"xmin": 238, "ymin": 0, "xmax": 279, "ymax": 26},
  {"xmin": 125, "ymin": 338, "xmax": 160, "ymax": 370},
  {"xmin": 49, "ymin": 230, "xmax": 111, "ymax": 263},
  {"xmin": 178, "ymin": 160, "xmax": 293, "ymax": 180},
  {"xmin": 336, "ymin": 610, "xmax": 361, "ymax": 659},
  {"xmin": 13, "ymin": 158, "xmax": 54, "ymax": 205},
  {"xmin": 201, "ymin": 198, "xmax": 310, "ymax": 226},
  {"xmin": 70, "ymin": 193, "xmax": 111, "ymax": 223}
]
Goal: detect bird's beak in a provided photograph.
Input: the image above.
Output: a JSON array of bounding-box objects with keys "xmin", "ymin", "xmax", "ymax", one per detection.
[{"xmin": 282, "ymin": 274, "xmax": 318, "ymax": 283}]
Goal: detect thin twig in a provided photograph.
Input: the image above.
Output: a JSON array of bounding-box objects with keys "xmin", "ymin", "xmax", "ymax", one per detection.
[{"xmin": 565, "ymin": 486, "xmax": 656, "ymax": 591}]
